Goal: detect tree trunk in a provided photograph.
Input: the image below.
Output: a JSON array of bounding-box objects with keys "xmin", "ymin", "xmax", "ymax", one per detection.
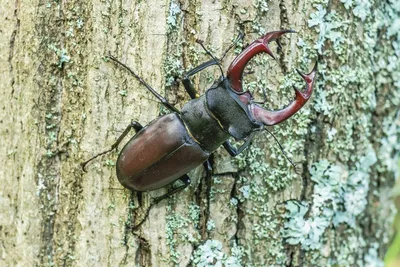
[{"xmin": 1, "ymin": 0, "xmax": 399, "ymax": 266}]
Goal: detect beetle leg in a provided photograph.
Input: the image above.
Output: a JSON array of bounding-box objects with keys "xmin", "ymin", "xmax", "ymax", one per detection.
[
  {"xmin": 223, "ymin": 132, "xmax": 255, "ymax": 156},
  {"xmin": 130, "ymin": 175, "xmax": 191, "ymax": 230},
  {"xmin": 153, "ymin": 175, "xmax": 191, "ymax": 204},
  {"xmin": 182, "ymin": 32, "xmax": 245, "ymax": 99},
  {"xmin": 81, "ymin": 121, "xmax": 143, "ymax": 171},
  {"xmin": 227, "ymin": 29, "xmax": 296, "ymax": 92},
  {"xmin": 130, "ymin": 159, "xmax": 213, "ymax": 231},
  {"xmin": 251, "ymin": 63, "xmax": 317, "ymax": 125},
  {"xmin": 182, "ymin": 59, "xmax": 220, "ymax": 99}
]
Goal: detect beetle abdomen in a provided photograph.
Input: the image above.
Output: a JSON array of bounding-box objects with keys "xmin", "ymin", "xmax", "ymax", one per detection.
[{"xmin": 116, "ymin": 113, "xmax": 209, "ymax": 191}]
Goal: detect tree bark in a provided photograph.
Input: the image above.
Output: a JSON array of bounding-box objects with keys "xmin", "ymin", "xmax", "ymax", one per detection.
[{"xmin": 1, "ymin": 0, "xmax": 399, "ymax": 266}]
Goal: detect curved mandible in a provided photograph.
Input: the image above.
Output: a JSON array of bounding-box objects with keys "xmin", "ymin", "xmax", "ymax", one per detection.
[
  {"xmin": 226, "ymin": 29, "xmax": 295, "ymax": 92},
  {"xmin": 250, "ymin": 63, "xmax": 318, "ymax": 126}
]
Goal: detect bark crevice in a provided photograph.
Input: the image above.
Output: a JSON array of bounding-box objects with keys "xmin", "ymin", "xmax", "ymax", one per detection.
[{"xmin": 8, "ymin": 0, "xmax": 20, "ymax": 96}]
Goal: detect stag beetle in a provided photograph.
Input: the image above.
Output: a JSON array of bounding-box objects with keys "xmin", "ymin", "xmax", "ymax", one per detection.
[{"xmin": 82, "ymin": 30, "xmax": 317, "ymax": 229}]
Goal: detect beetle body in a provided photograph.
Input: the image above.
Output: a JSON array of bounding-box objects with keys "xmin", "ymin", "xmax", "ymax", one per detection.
[
  {"xmin": 82, "ymin": 30, "xmax": 317, "ymax": 228},
  {"xmin": 117, "ymin": 78, "xmax": 263, "ymax": 191}
]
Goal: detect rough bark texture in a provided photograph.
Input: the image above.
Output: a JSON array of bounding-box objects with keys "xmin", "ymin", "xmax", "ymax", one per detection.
[{"xmin": 1, "ymin": 0, "xmax": 399, "ymax": 266}]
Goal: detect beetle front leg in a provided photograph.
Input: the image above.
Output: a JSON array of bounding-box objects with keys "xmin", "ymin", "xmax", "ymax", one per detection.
[
  {"xmin": 81, "ymin": 121, "xmax": 143, "ymax": 171},
  {"xmin": 182, "ymin": 59, "xmax": 219, "ymax": 99},
  {"xmin": 223, "ymin": 133, "xmax": 255, "ymax": 156},
  {"xmin": 182, "ymin": 33, "xmax": 244, "ymax": 99}
]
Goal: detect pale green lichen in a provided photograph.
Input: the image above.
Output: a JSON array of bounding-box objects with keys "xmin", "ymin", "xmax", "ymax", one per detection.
[
  {"xmin": 166, "ymin": 2, "xmax": 181, "ymax": 33},
  {"xmin": 283, "ymin": 200, "xmax": 329, "ymax": 250},
  {"xmin": 165, "ymin": 209, "xmax": 189, "ymax": 263},
  {"xmin": 237, "ymin": 184, "xmax": 250, "ymax": 203},
  {"xmin": 191, "ymin": 240, "xmax": 243, "ymax": 267},
  {"xmin": 364, "ymin": 243, "xmax": 384, "ymax": 267},
  {"xmin": 230, "ymin": 197, "xmax": 238, "ymax": 206},
  {"xmin": 282, "ymin": 147, "xmax": 377, "ymax": 250},
  {"xmin": 206, "ymin": 220, "xmax": 216, "ymax": 231},
  {"xmin": 308, "ymin": 5, "xmax": 348, "ymax": 53},
  {"xmin": 164, "ymin": 53, "xmax": 184, "ymax": 87},
  {"xmin": 163, "ymin": 1, "xmax": 184, "ymax": 87},
  {"xmin": 165, "ymin": 200, "xmax": 202, "ymax": 263},
  {"xmin": 188, "ymin": 203, "xmax": 201, "ymax": 228},
  {"xmin": 253, "ymin": 0, "xmax": 269, "ymax": 14},
  {"xmin": 48, "ymin": 44, "xmax": 70, "ymax": 68},
  {"xmin": 378, "ymin": 113, "xmax": 400, "ymax": 174},
  {"xmin": 118, "ymin": 89, "xmax": 127, "ymax": 96},
  {"xmin": 76, "ymin": 18, "xmax": 84, "ymax": 28}
]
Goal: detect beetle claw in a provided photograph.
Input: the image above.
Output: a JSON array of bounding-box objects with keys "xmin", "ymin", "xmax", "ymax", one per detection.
[
  {"xmin": 226, "ymin": 30, "xmax": 317, "ymax": 126},
  {"xmin": 264, "ymin": 29, "xmax": 296, "ymax": 59},
  {"xmin": 227, "ymin": 29, "xmax": 296, "ymax": 92},
  {"xmin": 296, "ymin": 62, "xmax": 318, "ymax": 85},
  {"xmin": 296, "ymin": 68, "xmax": 306, "ymax": 79},
  {"xmin": 251, "ymin": 62, "xmax": 317, "ymax": 126},
  {"xmin": 296, "ymin": 62, "xmax": 318, "ymax": 100},
  {"xmin": 292, "ymin": 85, "xmax": 303, "ymax": 97}
]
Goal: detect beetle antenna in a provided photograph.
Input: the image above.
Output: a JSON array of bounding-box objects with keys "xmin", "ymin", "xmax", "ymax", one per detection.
[
  {"xmin": 195, "ymin": 32, "xmax": 245, "ymax": 80},
  {"xmin": 196, "ymin": 39, "xmax": 225, "ymax": 79},
  {"xmin": 107, "ymin": 54, "xmax": 180, "ymax": 113},
  {"xmin": 264, "ymin": 128, "xmax": 301, "ymax": 174},
  {"xmin": 196, "ymin": 32, "xmax": 244, "ymax": 79},
  {"xmin": 220, "ymin": 32, "xmax": 245, "ymax": 61}
]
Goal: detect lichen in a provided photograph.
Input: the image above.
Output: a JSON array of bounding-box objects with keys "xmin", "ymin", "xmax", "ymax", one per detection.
[
  {"xmin": 165, "ymin": 207, "xmax": 188, "ymax": 263},
  {"xmin": 377, "ymin": 112, "xmax": 400, "ymax": 175},
  {"xmin": 206, "ymin": 220, "xmax": 216, "ymax": 231},
  {"xmin": 308, "ymin": 5, "xmax": 348, "ymax": 53},
  {"xmin": 48, "ymin": 44, "xmax": 70, "ymax": 68},
  {"xmin": 164, "ymin": 53, "xmax": 184, "ymax": 87},
  {"xmin": 282, "ymin": 147, "xmax": 377, "ymax": 251},
  {"xmin": 166, "ymin": 2, "xmax": 181, "ymax": 33},
  {"xmin": 364, "ymin": 243, "xmax": 384, "ymax": 267},
  {"xmin": 163, "ymin": 1, "xmax": 184, "ymax": 87},
  {"xmin": 191, "ymin": 240, "xmax": 243, "ymax": 267}
]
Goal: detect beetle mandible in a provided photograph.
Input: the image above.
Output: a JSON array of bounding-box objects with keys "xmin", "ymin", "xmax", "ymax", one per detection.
[{"xmin": 82, "ymin": 30, "xmax": 317, "ymax": 229}]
